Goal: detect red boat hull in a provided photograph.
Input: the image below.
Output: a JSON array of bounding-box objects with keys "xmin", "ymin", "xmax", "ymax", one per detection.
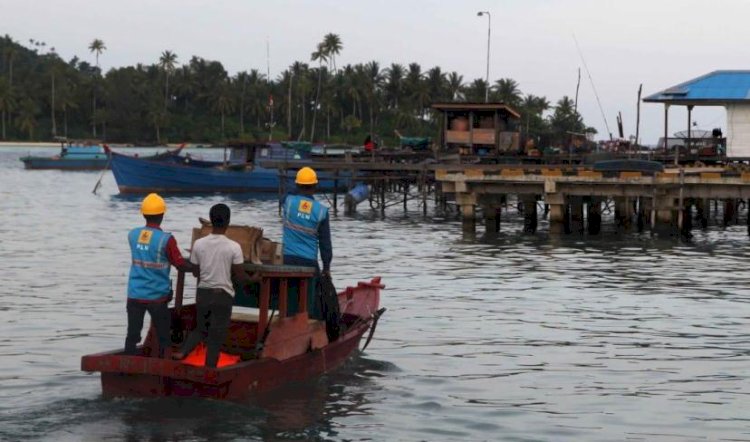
[{"xmin": 82, "ymin": 278, "xmax": 383, "ymax": 400}]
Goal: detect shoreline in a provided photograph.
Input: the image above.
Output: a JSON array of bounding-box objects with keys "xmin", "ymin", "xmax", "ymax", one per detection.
[{"xmin": 0, "ymin": 141, "xmax": 196, "ymax": 148}]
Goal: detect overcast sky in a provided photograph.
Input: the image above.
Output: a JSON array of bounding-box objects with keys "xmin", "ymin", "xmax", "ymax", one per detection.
[{"xmin": 3, "ymin": 0, "xmax": 746, "ymax": 143}]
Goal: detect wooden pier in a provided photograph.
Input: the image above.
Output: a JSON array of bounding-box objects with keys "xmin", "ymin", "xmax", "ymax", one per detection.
[{"xmin": 436, "ymin": 165, "xmax": 750, "ymax": 235}]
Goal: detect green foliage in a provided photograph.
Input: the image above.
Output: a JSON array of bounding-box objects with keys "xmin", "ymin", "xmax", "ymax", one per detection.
[{"xmin": 0, "ymin": 33, "xmax": 591, "ymax": 146}]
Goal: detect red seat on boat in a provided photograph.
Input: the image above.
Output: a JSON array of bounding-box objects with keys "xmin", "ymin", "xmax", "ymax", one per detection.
[{"xmin": 181, "ymin": 342, "xmax": 240, "ymax": 368}]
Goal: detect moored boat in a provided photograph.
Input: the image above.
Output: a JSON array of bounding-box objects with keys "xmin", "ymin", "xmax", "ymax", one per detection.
[
  {"xmin": 20, "ymin": 142, "xmax": 109, "ymax": 170},
  {"xmin": 20, "ymin": 142, "xmax": 185, "ymax": 171},
  {"xmin": 107, "ymin": 142, "xmax": 347, "ymax": 194},
  {"xmin": 81, "ymin": 264, "xmax": 385, "ymax": 399}
]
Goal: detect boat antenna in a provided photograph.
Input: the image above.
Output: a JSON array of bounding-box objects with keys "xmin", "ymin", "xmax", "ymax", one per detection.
[
  {"xmin": 573, "ymin": 67, "xmax": 581, "ymax": 114},
  {"xmin": 572, "ymin": 33, "xmax": 613, "ymax": 140}
]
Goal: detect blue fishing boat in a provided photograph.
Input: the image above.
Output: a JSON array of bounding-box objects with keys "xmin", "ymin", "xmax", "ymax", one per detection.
[
  {"xmin": 20, "ymin": 142, "xmax": 184, "ymax": 171},
  {"xmin": 20, "ymin": 143, "xmax": 110, "ymax": 170},
  {"xmin": 107, "ymin": 143, "xmax": 345, "ymax": 194}
]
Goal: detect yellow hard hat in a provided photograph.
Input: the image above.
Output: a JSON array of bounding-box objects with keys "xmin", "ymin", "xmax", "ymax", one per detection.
[
  {"xmin": 295, "ymin": 167, "xmax": 318, "ymax": 185},
  {"xmin": 141, "ymin": 193, "xmax": 166, "ymax": 215}
]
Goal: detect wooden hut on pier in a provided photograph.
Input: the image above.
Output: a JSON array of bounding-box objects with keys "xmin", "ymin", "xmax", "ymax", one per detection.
[{"xmin": 432, "ymin": 103, "xmax": 521, "ymax": 158}]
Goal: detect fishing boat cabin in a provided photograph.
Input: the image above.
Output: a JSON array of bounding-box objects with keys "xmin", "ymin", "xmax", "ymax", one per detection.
[{"xmin": 432, "ymin": 102, "xmax": 521, "ymax": 159}]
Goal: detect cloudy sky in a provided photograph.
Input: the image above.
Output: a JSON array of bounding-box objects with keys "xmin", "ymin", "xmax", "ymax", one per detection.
[{"xmin": 3, "ymin": 0, "xmax": 746, "ymax": 143}]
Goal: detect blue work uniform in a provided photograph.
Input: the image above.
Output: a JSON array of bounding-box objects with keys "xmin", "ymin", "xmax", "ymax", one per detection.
[
  {"xmin": 282, "ymin": 193, "xmax": 332, "ymax": 272},
  {"xmin": 127, "ymin": 226, "xmax": 173, "ymax": 300},
  {"xmin": 124, "ymin": 225, "xmax": 173, "ymax": 357}
]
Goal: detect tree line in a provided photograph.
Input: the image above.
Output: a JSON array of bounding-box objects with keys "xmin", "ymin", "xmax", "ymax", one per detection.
[{"xmin": 0, "ymin": 33, "xmax": 594, "ymax": 146}]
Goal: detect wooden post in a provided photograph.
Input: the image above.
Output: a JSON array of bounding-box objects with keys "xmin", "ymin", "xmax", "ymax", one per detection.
[
  {"xmin": 461, "ymin": 204, "xmax": 476, "ymax": 233},
  {"xmin": 421, "ymin": 170, "xmax": 428, "ymax": 217},
  {"xmin": 587, "ymin": 198, "xmax": 602, "ymax": 235},
  {"xmin": 258, "ymin": 277, "xmax": 271, "ymax": 335},
  {"xmin": 278, "ymin": 278, "xmax": 288, "ymax": 318},
  {"xmin": 175, "ymin": 270, "xmax": 185, "ymax": 310},
  {"xmin": 333, "ymin": 169, "xmax": 339, "ymax": 216},
  {"xmin": 299, "ymin": 278, "xmax": 309, "ymax": 313},
  {"xmin": 403, "ymin": 180, "xmax": 408, "ymax": 212},
  {"xmin": 380, "ymin": 179, "xmax": 386, "ymax": 216}
]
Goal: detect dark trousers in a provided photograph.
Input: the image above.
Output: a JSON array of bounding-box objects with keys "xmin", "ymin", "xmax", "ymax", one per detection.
[
  {"xmin": 283, "ymin": 255, "xmax": 323, "ymax": 319},
  {"xmin": 125, "ymin": 298, "xmax": 170, "ymax": 357},
  {"xmin": 181, "ymin": 288, "xmax": 233, "ymax": 367}
]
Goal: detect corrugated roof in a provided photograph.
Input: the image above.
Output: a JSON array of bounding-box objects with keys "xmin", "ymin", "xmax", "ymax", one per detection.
[
  {"xmin": 644, "ymin": 70, "xmax": 750, "ymax": 104},
  {"xmin": 431, "ymin": 102, "xmax": 521, "ymax": 118}
]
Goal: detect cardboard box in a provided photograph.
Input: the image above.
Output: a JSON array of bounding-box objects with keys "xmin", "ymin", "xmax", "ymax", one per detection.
[{"xmin": 191, "ymin": 220, "xmax": 283, "ymax": 265}]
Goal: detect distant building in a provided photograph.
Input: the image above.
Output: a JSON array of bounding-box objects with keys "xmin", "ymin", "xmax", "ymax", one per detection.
[
  {"xmin": 431, "ymin": 103, "xmax": 521, "ymax": 157},
  {"xmin": 644, "ymin": 71, "xmax": 750, "ymax": 157}
]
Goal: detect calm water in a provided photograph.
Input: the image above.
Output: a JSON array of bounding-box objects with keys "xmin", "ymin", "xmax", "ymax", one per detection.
[{"xmin": 2, "ymin": 146, "xmax": 750, "ymax": 441}]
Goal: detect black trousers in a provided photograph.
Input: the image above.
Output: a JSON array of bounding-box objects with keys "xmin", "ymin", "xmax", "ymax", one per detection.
[
  {"xmin": 181, "ymin": 288, "xmax": 233, "ymax": 367},
  {"xmin": 125, "ymin": 298, "xmax": 170, "ymax": 357}
]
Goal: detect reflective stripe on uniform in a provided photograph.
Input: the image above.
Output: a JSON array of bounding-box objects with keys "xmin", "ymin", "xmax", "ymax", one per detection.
[
  {"xmin": 132, "ymin": 259, "xmax": 169, "ymax": 269},
  {"xmin": 283, "ymin": 219, "xmax": 318, "ymax": 236}
]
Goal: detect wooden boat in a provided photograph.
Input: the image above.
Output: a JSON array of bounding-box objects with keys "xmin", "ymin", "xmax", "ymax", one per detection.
[
  {"xmin": 106, "ymin": 142, "xmax": 347, "ymax": 194},
  {"xmin": 81, "ymin": 265, "xmax": 385, "ymax": 399},
  {"xmin": 20, "ymin": 143, "xmax": 184, "ymax": 170}
]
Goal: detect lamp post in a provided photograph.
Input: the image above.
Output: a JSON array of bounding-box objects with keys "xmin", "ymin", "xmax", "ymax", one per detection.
[{"xmin": 477, "ymin": 11, "xmax": 491, "ymax": 103}]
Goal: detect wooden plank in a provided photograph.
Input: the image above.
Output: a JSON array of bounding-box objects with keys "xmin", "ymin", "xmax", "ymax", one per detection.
[
  {"xmin": 700, "ymin": 172, "xmax": 722, "ymax": 180},
  {"xmin": 541, "ymin": 169, "xmax": 562, "ymax": 176},
  {"xmin": 577, "ymin": 170, "xmax": 603, "ymax": 178},
  {"xmin": 464, "ymin": 168, "xmax": 484, "ymax": 178},
  {"xmin": 500, "ymin": 168, "xmax": 524, "ymax": 177},
  {"xmin": 742, "ymin": 172, "xmax": 750, "ymax": 182},
  {"xmin": 619, "ymin": 171, "xmax": 642, "ymax": 179}
]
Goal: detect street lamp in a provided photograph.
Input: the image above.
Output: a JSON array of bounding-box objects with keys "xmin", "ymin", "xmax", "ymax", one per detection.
[{"xmin": 477, "ymin": 11, "xmax": 491, "ymax": 103}]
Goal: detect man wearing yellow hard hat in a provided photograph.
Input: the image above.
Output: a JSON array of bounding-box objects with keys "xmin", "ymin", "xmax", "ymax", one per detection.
[
  {"xmin": 283, "ymin": 167, "xmax": 332, "ymax": 276},
  {"xmin": 125, "ymin": 193, "xmax": 195, "ymax": 358}
]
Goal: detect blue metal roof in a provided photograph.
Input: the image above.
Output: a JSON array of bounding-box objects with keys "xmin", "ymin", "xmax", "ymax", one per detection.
[{"xmin": 644, "ymin": 71, "xmax": 750, "ymax": 104}]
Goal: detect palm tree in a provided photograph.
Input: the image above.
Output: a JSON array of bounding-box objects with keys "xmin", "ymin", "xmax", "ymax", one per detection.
[
  {"xmin": 447, "ymin": 72, "xmax": 464, "ymax": 101},
  {"xmin": 15, "ymin": 98, "xmax": 38, "ymax": 140},
  {"xmin": 0, "ymin": 77, "xmax": 16, "ymax": 139},
  {"xmin": 520, "ymin": 94, "xmax": 550, "ymax": 138},
  {"xmin": 159, "ymin": 50, "xmax": 178, "ymax": 111},
  {"xmin": 148, "ymin": 101, "xmax": 167, "ymax": 143},
  {"xmin": 549, "ymin": 96, "xmax": 583, "ymax": 145},
  {"xmin": 363, "ymin": 61, "xmax": 382, "ymax": 134},
  {"xmin": 463, "ymin": 78, "xmax": 489, "ymax": 102},
  {"xmin": 88, "ymin": 39, "xmax": 106, "ymax": 137},
  {"xmin": 3, "ymin": 42, "xmax": 18, "ymax": 86},
  {"xmin": 46, "ymin": 52, "xmax": 65, "ymax": 137},
  {"xmin": 88, "ymin": 39, "xmax": 106, "ymax": 68},
  {"xmin": 384, "ymin": 63, "xmax": 404, "ymax": 109},
  {"xmin": 57, "ymin": 77, "xmax": 78, "ymax": 138},
  {"xmin": 310, "ymin": 40, "xmax": 329, "ymax": 141},
  {"xmin": 493, "ymin": 78, "xmax": 522, "ymax": 107},
  {"xmin": 323, "ymin": 33, "xmax": 343, "ymax": 72},
  {"xmin": 209, "ymin": 80, "xmax": 235, "ymax": 139}
]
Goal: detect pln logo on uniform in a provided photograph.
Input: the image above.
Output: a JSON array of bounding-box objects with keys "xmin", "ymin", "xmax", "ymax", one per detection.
[
  {"xmin": 298, "ymin": 200, "xmax": 312, "ymax": 214},
  {"xmin": 138, "ymin": 230, "xmax": 153, "ymax": 245}
]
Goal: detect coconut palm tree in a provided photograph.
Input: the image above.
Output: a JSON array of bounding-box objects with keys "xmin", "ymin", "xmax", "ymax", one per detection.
[
  {"xmin": 159, "ymin": 50, "xmax": 178, "ymax": 111},
  {"xmin": 384, "ymin": 63, "xmax": 404, "ymax": 109},
  {"xmin": 463, "ymin": 78, "xmax": 489, "ymax": 102},
  {"xmin": 520, "ymin": 94, "xmax": 550, "ymax": 138},
  {"xmin": 493, "ymin": 78, "xmax": 522, "ymax": 107},
  {"xmin": 0, "ymin": 77, "xmax": 15, "ymax": 139},
  {"xmin": 57, "ymin": 77, "xmax": 78, "ymax": 138},
  {"xmin": 447, "ymin": 71, "xmax": 464, "ymax": 101},
  {"xmin": 323, "ymin": 33, "xmax": 342, "ymax": 72},
  {"xmin": 310, "ymin": 40, "xmax": 328, "ymax": 141},
  {"xmin": 209, "ymin": 80, "xmax": 235, "ymax": 139},
  {"xmin": 88, "ymin": 39, "xmax": 106, "ymax": 137},
  {"xmin": 3, "ymin": 42, "xmax": 18, "ymax": 86},
  {"xmin": 15, "ymin": 98, "xmax": 38, "ymax": 140},
  {"xmin": 88, "ymin": 39, "xmax": 106, "ymax": 68}
]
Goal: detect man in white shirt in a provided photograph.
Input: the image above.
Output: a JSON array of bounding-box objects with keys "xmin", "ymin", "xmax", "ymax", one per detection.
[{"xmin": 176, "ymin": 203, "xmax": 253, "ymax": 367}]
